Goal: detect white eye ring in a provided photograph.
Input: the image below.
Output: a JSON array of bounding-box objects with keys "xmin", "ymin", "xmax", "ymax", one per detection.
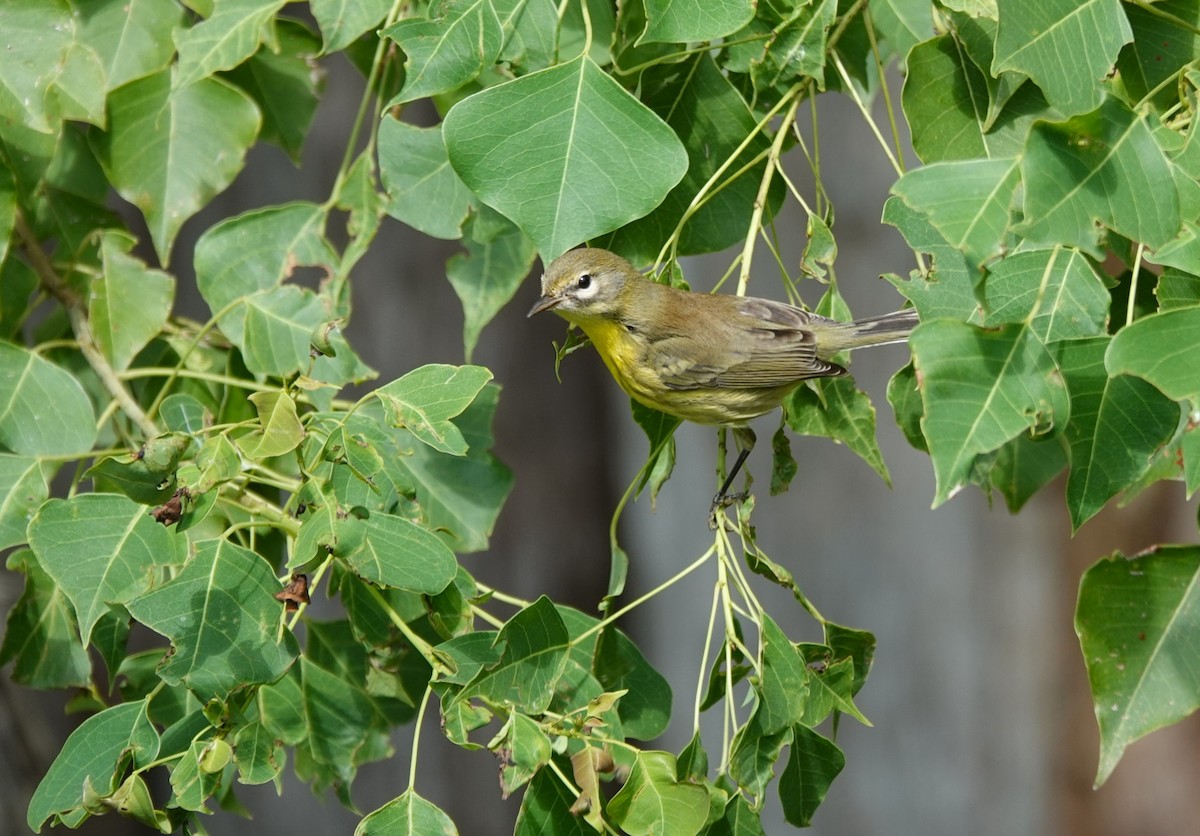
[{"xmin": 577, "ymin": 273, "xmax": 592, "ymax": 290}]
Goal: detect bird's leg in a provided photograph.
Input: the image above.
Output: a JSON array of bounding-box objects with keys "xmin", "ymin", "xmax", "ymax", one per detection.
[{"xmin": 711, "ymin": 427, "xmax": 756, "ymax": 512}]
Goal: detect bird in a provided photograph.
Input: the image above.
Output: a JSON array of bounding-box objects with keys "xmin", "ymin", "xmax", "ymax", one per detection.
[{"xmin": 527, "ymin": 247, "xmax": 918, "ymax": 504}]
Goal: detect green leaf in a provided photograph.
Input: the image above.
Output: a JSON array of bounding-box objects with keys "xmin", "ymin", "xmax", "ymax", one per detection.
[
  {"xmin": 238, "ymin": 390, "xmax": 305, "ymax": 459},
  {"xmin": 88, "ymin": 231, "xmax": 175, "ymax": 372},
  {"xmin": 881, "ymin": 196, "xmax": 981, "ymax": 322},
  {"xmin": 902, "ymin": 33, "xmax": 1048, "ymax": 164},
  {"xmin": 706, "ymin": 794, "xmax": 767, "ymax": 835},
  {"xmin": 640, "ymin": 0, "xmax": 753, "ymax": 44},
  {"xmin": 493, "ymin": 712, "xmax": 552, "ymax": 797},
  {"xmin": 27, "ymin": 494, "xmax": 182, "ymax": 645},
  {"xmin": 778, "ymin": 725, "xmax": 844, "ymax": 827},
  {"xmin": 1184, "ymin": 420, "xmax": 1200, "ymax": 498},
  {"xmin": 383, "ymin": 0, "xmax": 504, "ymax": 104},
  {"xmin": 1056, "ymin": 339, "xmax": 1180, "ymax": 530},
  {"xmin": 912, "ymin": 321, "xmax": 1070, "ymax": 506},
  {"xmin": 796, "ymin": 651, "xmax": 870, "ymax": 727},
  {"xmin": 558, "ymin": 606, "xmax": 672, "ymax": 741},
  {"xmin": 769, "ymin": 425, "xmax": 797, "ymax": 495},
  {"xmin": 871, "ymin": 0, "xmax": 932, "ymax": 63},
  {"xmin": 0, "ymin": 549, "xmax": 91, "ymax": 689},
  {"xmin": 379, "ymin": 118, "xmax": 474, "ymax": 240},
  {"xmin": 0, "ymin": 454, "xmax": 50, "ymax": 549},
  {"xmin": 887, "ymin": 361, "xmax": 927, "ymax": 453},
  {"xmin": 982, "ymin": 247, "xmax": 1110, "ymax": 341},
  {"xmin": 514, "ymin": 768, "xmax": 590, "ymax": 836},
  {"xmin": 311, "ymin": 0, "xmax": 392, "ymax": 54},
  {"xmin": 299, "ymin": 654, "xmax": 379, "ymax": 773},
  {"xmin": 1106, "ymin": 306, "xmax": 1200, "ymax": 400},
  {"xmin": 382, "ymin": 388, "xmax": 513, "ymax": 552},
  {"xmin": 76, "ymin": 0, "xmax": 183, "ymax": 91},
  {"xmin": 224, "ymin": 19, "xmax": 324, "ymax": 163},
  {"xmin": 0, "ymin": 340, "xmax": 96, "ymax": 456},
  {"xmin": 1117, "ymin": 0, "xmax": 1200, "ymax": 110},
  {"xmin": 458, "ymin": 596, "xmax": 569, "ymax": 713},
  {"xmin": 891, "ymin": 158, "xmax": 1019, "ymax": 269},
  {"xmin": 728, "ymin": 705, "xmax": 791, "ymax": 801},
  {"xmin": 446, "ymin": 214, "xmax": 538, "ymax": 360},
  {"xmin": 173, "ymin": 0, "xmax": 286, "ymax": 89},
  {"xmin": 444, "ymin": 54, "xmax": 688, "ymax": 258},
  {"xmin": 194, "ymin": 202, "xmax": 338, "ymax": 375},
  {"xmin": 377, "ymin": 364, "xmax": 494, "ymax": 455},
  {"xmin": 631, "ymin": 401, "xmax": 681, "ymax": 504},
  {"xmin": 357, "ymin": 789, "xmax": 459, "ymax": 835},
  {"xmin": 743, "ymin": 0, "xmax": 838, "ymax": 96},
  {"xmin": 601, "ymin": 54, "xmax": 784, "ymax": 262},
  {"xmin": 987, "ymin": 432, "xmax": 1068, "ymax": 512},
  {"xmin": 107, "ymin": 773, "xmax": 172, "ymax": 832},
  {"xmin": 0, "ymin": 0, "xmax": 106, "ymax": 132},
  {"xmin": 27, "ymin": 699, "xmax": 159, "ymax": 831},
  {"xmin": 233, "ymin": 720, "xmax": 286, "ymax": 788},
  {"xmin": 87, "ymin": 432, "xmax": 190, "ymax": 505},
  {"xmin": 1019, "ymin": 99, "xmax": 1180, "ymax": 256},
  {"xmin": 1156, "ymin": 267, "xmax": 1200, "ymax": 310},
  {"xmin": 194, "ymin": 200, "xmax": 333, "ymax": 314},
  {"xmin": 157, "ymin": 393, "xmax": 210, "ymax": 435},
  {"xmin": 757, "ymin": 615, "xmax": 808, "ymax": 735},
  {"xmin": 993, "ymin": 0, "xmax": 1132, "ymax": 117},
  {"xmin": 1076, "ymin": 546, "xmax": 1200, "ymax": 785},
  {"xmin": 786, "ymin": 376, "xmax": 890, "ymax": 484},
  {"xmin": 169, "ymin": 737, "xmax": 220, "ymax": 812},
  {"xmin": 125, "ymin": 539, "xmax": 299, "ymax": 701},
  {"xmin": 92, "ymin": 69, "xmax": 261, "ymax": 262},
  {"xmin": 340, "ymin": 511, "xmax": 458, "ymax": 594},
  {"xmin": 608, "ymin": 750, "xmax": 709, "ymax": 836}
]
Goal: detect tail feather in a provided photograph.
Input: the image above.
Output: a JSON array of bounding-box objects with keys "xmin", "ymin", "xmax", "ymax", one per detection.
[{"xmin": 819, "ymin": 308, "xmax": 919, "ymax": 355}]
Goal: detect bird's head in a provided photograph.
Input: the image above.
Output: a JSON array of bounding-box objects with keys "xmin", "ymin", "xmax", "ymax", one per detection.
[{"xmin": 527, "ymin": 248, "xmax": 639, "ymax": 322}]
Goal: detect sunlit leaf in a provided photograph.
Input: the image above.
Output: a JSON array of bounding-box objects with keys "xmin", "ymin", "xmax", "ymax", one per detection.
[
  {"xmin": 92, "ymin": 69, "xmax": 260, "ymax": 262},
  {"xmin": 1076, "ymin": 546, "xmax": 1200, "ymax": 786},
  {"xmin": 444, "ymin": 54, "xmax": 687, "ymax": 258}
]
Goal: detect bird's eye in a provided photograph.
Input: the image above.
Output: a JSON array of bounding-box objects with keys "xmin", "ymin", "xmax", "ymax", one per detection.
[{"xmin": 577, "ymin": 273, "xmax": 592, "ymax": 290}]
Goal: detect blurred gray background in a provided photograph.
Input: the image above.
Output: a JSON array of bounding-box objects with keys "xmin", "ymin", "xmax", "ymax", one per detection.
[{"xmin": 3, "ymin": 50, "xmax": 1199, "ymax": 836}]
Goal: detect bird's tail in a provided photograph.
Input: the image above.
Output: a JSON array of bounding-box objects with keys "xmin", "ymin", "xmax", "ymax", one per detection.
[{"xmin": 816, "ymin": 308, "xmax": 920, "ymax": 356}]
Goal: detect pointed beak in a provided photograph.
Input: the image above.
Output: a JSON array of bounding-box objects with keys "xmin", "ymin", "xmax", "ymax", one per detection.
[{"xmin": 527, "ymin": 295, "xmax": 562, "ymax": 318}]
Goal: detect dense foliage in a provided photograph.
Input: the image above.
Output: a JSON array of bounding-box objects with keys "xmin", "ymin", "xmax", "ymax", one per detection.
[{"xmin": 1, "ymin": 0, "xmax": 1198, "ymax": 832}]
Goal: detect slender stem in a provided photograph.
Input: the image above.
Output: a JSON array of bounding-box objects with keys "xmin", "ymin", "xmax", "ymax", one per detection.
[
  {"xmin": 1127, "ymin": 242, "xmax": 1145, "ymax": 327},
  {"xmin": 693, "ymin": 579, "xmax": 723, "ymax": 733},
  {"xmin": 121, "ymin": 366, "xmax": 278, "ymax": 392},
  {"xmin": 831, "ymin": 50, "xmax": 902, "ymax": 176},
  {"xmin": 736, "ymin": 89, "xmax": 803, "ymax": 296},
  {"xmin": 572, "ymin": 546, "xmax": 716, "ymax": 646},
  {"xmin": 471, "ymin": 604, "xmax": 505, "ymax": 629},
  {"xmin": 475, "ymin": 583, "xmax": 533, "ymax": 610},
  {"xmin": 408, "ymin": 685, "xmax": 434, "ymax": 791},
  {"xmin": 363, "ymin": 582, "xmax": 440, "ymax": 665},
  {"xmin": 655, "ymin": 90, "xmax": 800, "ymax": 271},
  {"xmin": 863, "ymin": 7, "xmax": 906, "ymax": 174}
]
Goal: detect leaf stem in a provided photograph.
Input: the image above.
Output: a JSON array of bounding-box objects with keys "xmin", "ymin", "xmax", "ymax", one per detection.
[
  {"xmin": 736, "ymin": 89, "xmax": 803, "ymax": 296},
  {"xmin": 831, "ymin": 50, "xmax": 902, "ymax": 176},
  {"xmin": 1127, "ymin": 242, "xmax": 1145, "ymax": 327},
  {"xmin": 408, "ymin": 685, "xmax": 434, "ymax": 791},
  {"xmin": 572, "ymin": 546, "xmax": 716, "ymax": 647},
  {"xmin": 362, "ymin": 582, "xmax": 440, "ymax": 665},
  {"xmin": 693, "ymin": 578, "xmax": 723, "ymax": 733}
]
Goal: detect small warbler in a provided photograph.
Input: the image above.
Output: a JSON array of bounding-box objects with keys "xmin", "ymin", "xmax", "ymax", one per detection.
[{"xmin": 527, "ymin": 248, "xmax": 918, "ymax": 498}]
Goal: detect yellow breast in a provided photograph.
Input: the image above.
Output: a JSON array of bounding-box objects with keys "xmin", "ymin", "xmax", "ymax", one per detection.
[{"xmin": 577, "ymin": 318, "xmax": 796, "ymax": 425}]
